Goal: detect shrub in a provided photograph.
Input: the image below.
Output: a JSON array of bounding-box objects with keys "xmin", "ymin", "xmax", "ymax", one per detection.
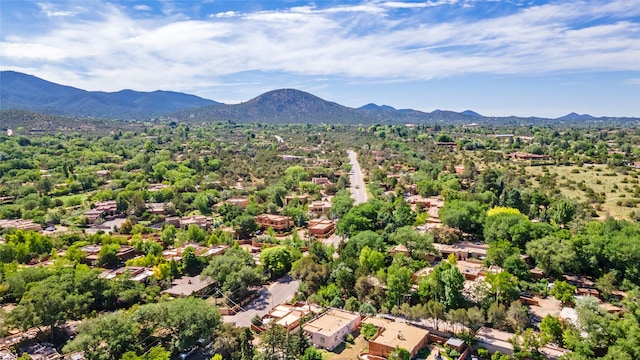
[
  {"xmin": 345, "ymin": 333, "xmax": 355, "ymax": 344},
  {"xmin": 362, "ymin": 323, "xmax": 378, "ymax": 340}
]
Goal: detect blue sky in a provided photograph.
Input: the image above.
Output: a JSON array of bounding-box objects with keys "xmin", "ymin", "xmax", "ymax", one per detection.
[{"xmin": 1, "ymin": 0, "xmax": 639, "ymax": 117}]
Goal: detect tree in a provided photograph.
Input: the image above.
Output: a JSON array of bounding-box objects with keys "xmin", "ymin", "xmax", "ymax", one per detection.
[
  {"xmin": 388, "ymin": 347, "xmax": 410, "ymax": 360},
  {"xmin": 485, "ymin": 270, "xmax": 520, "ymax": 304},
  {"xmin": 9, "ymin": 267, "xmax": 96, "ymax": 339},
  {"xmin": 181, "ymin": 246, "xmax": 204, "ymax": 276},
  {"xmin": 63, "ymin": 312, "xmax": 141, "ymax": 360},
  {"xmin": 98, "ymin": 243, "xmax": 121, "ymax": 268},
  {"xmin": 510, "ymin": 328, "xmax": 544, "ymax": 359},
  {"xmin": 218, "ymin": 203, "xmax": 243, "ymax": 223},
  {"xmin": 359, "ymin": 302, "xmax": 377, "ymax": 316},
  {"xmin": 240, "ymin": 327, "xmax": 255, "ymax": 360},
  {"xmin": 466, "ymin": 306, "xmax": 485, "ymax": 333},
  {"xmin": 418, "ymin": 260, "xmax": 465, "ymax": 310},
  {"xmin": 344, "ymin": 297, "xmax": 361, "ymax": 312},
  {"xmin": 359, "ymin": 246, "xmax": 385, "ymax": 274},
  {"xmin": 132, "ymin": 297, "xmax": 220, "ymax": 352},
  {"xmin": 540, "ymin": 315, "xmax": 563, "ymax": 344},
  {"xmin": 331, "ymin": 190, "xmax": 355, "ymax": 218},
  {"xmin": 426, "ymin": 300, "xmax": 446, "ymax": 332},
  {"xmin": 386, "ymin": 264, "xmax": 412, "ymax": 308},
  {"xmin": 487, "ymin": 302, "xmax": 508, "ymax": 330},
  {"xmin": 507, "ymin": 300, "xmax": 529, "ymax": 332},
  {"xmin": 526, "ymin": 236, "xmax": 577, "ymax": 277},
  {"xmin": 187, "ymin": 224, "xmax": 206, "ymax": 243},
  {"xmin": 300, "ymin": 347, "xmax": 323, "ymax": 360},
  {"xmin": 261, "ymin": 246, "xmax": 296, "ymax": 278},
  {"xmin": 389, "ymin": 226, "xmax": 435, "ymax": 260},
  {"xmin": 552, "ymin": 200, "xmax": 576, "ymax": 225},
  {"xmin": 291, "ymin": 256, "xmax": 330, "ymax": 295},
  {"xmin": 550, "ymin": 281, "xmax": 576, "ymax": 306},
  {"xmin": 439, "ymin": 200, "xmax": 485, "ymax": 236},
  {"xmin": 233, "ymin": 215, "xmax": 258, "ymax": 239}
]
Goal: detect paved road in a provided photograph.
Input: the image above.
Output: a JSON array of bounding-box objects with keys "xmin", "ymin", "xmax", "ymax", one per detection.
[
  {"xmin": 221, "ymin": 275, "xmax": 300, "ymax": 327},
  {"xmin": 347, "ymin": 150, "xmax": 368, "ymax": 205}
]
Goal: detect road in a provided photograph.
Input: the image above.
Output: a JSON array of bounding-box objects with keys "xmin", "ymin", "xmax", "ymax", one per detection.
[
  {"xmin": 221, "ymin": 275, "xmax": 300, "ymax": 327},
  {"xmin": 347, "ymin": 150, "xmax": 368, "ymax": 205}
]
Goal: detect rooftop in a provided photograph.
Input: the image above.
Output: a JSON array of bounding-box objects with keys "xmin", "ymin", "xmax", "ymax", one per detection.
[
  {"xmin": 162, "ymin": 275, "xmax": 213, "ymax": 297},
  {"xmin": 363, "ymin": 317, "xmax": 429, "ymax": 354},
  {"xmin": 303, "ymin": 308, "xmax": 361, "ymax": 337}
]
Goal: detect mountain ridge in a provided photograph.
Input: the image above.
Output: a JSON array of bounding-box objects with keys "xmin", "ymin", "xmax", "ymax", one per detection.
[
  {"xmin": 0, "ymin": 71, "xmax": 220, "ymax": 120},
  {"xmin": 1, "ymin": 71, "xmax": 638, "ymax": 125}
]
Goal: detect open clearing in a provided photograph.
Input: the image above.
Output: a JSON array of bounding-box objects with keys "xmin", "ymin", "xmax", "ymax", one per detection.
[{"xmin": 525, "ymin": 164, "xmax": 640, "ymax": 220}]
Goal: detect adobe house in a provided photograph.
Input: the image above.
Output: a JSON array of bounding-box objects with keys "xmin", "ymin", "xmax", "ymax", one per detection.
[
  {"xmin": 363, "ymin": 317, "xmax": 430, "ymax": 359},
  {"xmin": 254, "ymin": 214, "xmax": 294, "ymax": 231},
  {"xmin": 308, "ymin": 219, "xmax": 335, "ymax": 238}
]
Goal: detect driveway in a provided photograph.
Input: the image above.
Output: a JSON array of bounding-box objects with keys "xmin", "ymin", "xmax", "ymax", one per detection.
[
  {"xmin": 347, "ymin": 150, "xmax": 368, "ymax": 205},
  {"xmin": 221, "ymin": 275, "xmax": 300, "ymax": 327}
]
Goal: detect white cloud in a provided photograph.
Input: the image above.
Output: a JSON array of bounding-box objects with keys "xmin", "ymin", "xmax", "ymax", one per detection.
[
  {"xmin": 2, "ymin": 0, "xmax": 638, "ymax": 96},
  {"xmin": 37, "ymin": 2, "xmax": 78, "ymax": 17},
  {"xmin": 134, "ymin": 5, "xmax": 152, "ymax": 11}
]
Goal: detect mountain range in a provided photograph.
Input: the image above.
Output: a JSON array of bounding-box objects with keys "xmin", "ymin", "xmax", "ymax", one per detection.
[
  {"xmin": 0, "ymin": 71, "xmax": 219, "ymax": 120},
  {"xmin": 1, "ymin": 71, "xmax": 638, "ymax": 126}
]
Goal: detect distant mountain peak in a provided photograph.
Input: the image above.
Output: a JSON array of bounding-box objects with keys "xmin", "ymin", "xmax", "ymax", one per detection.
[
  {"xmin": 556, "ymin": 112, "xmax": 595, "ymax": 120},
  {"xmin": 358, "ymin": 103, "xmax": 397, "ymax": 111},
  {"xmin": 461, "ymin": 110, "xmax": 482, "ymax": 117}
]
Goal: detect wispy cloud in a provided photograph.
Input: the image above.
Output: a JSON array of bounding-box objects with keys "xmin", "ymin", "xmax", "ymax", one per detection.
[
  {"xmin": 134, "ymin": 5, "xmax": 152, "ymax": 11},
  {"xmin": 37, "ymin": 2, "xmax": 78, "ymax": 17},
  {"xmin": 1, "ymin": 0, "xmax": 638, "ymax": 98}
]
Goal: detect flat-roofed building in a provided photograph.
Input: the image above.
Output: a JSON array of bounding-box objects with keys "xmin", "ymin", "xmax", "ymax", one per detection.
[
  {"xmin": 254, "ymin": 214, "xmax": 293, "ymax": 231},
  {"xmin": 260, "ymin": 302, "xmax": 323, "ymax": 332},
  {"xmin": 227, "ymin": 198, "xmax": 249, "ymax": 209},
  {"xmin": 165, "ymin": 215, "xmax": 211, "ymax": 230},
  {"xmin": 302, "ymin": 309, "xmax": 361, "ymax": 350},
  {"xmin": 433, "ymin": 241, "xmax": 488, "ymax": 261},
  {"xmin": 308, "ymin": 201, "xmax": 332, "ymax": 217},
  {"xmin": 162, "ymin": 275, "xmax": 214, "ymax": 297},
  {"xmin": 308, "ymin": 219, "xmax": 335, "ymax": 238},
  {"xmin": 363, "ymin": 317, "xmax": 430, "ymax": 358},
  {"xmin": 0, "ymin": 219, "xmax": 42, "ymax": 232}
]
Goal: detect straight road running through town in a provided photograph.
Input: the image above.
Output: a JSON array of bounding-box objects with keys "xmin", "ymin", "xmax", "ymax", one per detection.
[{"xmin": 347, "ymin": 150, "xmax": 368, "ymax": 205}]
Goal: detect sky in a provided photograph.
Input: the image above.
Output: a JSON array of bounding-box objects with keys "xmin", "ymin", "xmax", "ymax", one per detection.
[{"xmin": 1, "ymin": 0, "xmax": 639, "ymax": 118}]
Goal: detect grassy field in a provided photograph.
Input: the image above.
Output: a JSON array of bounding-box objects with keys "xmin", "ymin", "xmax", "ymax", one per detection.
[{"xmin": 525, "ymin": 164, "xmax": 640, "ymax": 220}]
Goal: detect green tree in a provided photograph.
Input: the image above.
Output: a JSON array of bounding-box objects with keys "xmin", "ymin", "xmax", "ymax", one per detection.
[
  {"xmin": 233, "ymin": 215, "xmax": 258, "ymax": 239},
  {"xmin": 261, "ymin": 246, "xmax": 296, "ymax": 278},
  {"xmin": 507, "ymin": 300, "xmax": 529, "ymax": 332},
  {"xmin": 359, "ymin": 246, "xmax": 385, "ymax": 274},
  {"xmin": 64, "ymin": 312, "xmax": 141, "ymax": 360},
  {"xmin": 388, "ymin": 347, "xmax": 410, "ymax": 360},
  {"xmin": 540, "ymin": 314, "xmax": 563, "ymax": 344},
  {"xmin": 386, "ymin": 264, "xmax": 413, "ymax": 308},
  {"xmin": 132, "ymin": 297, "xmax": 220, "ymax": 352},
  {"xmin": 300, "ymin": 347, "xmax": 323, "ymax": 360},
  {"xmin": 550, "ymin": 281, "xmax": 576, "ymax": 306},
  {"xmin": 526, "ymin": 236, "xmax": 577, "ymax": 277},
  {"xmin": 439, "ymin": 200, "xmax": 485, "ymax": 236},
  {"xmin": 98, "ymin": 243, "xmax": 121, "ymax": 268}
]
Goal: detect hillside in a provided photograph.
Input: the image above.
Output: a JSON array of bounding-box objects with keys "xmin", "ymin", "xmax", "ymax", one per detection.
[
  {"xmin": 0, "ymin": 71, "xmax": 220, "ymax": 120},
  {"xmin": 172, "ymin": 89, "xmax": 484, "ymax": 125},
  {"xmin": 172, "ymin": 89, "xmax": 377, "ymax": 124},
  {"xmin": 0, "ymin": 109, "xmax": 140, "ymax": 134},
  {"xmin": 2, "ymin": 71, "xmax": 639, "ymax": 126}
]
